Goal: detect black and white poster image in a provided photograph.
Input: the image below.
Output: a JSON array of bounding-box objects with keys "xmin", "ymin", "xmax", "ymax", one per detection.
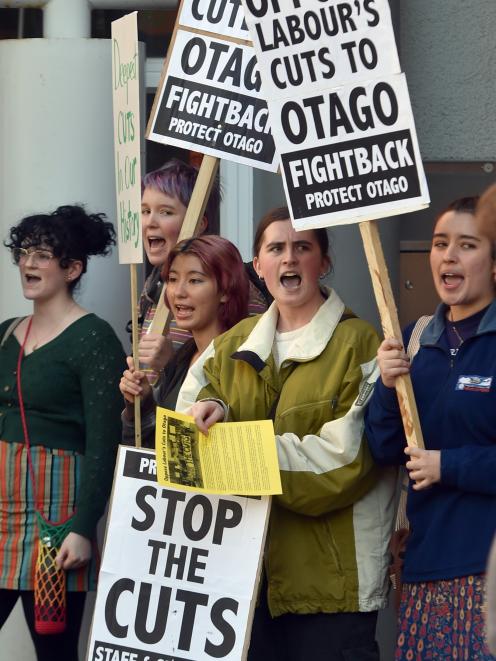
[{"xmin": 242, "ymin": 0, "xmax": 430, "ymax": 229}]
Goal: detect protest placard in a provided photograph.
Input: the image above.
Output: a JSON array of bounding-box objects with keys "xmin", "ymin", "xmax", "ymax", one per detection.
[
  {"xmin": 242, "ymin": 0, "xmax": 426, "ymax": 448},
  {"xmin": 242, "ymin": 0, "xmax": 430, "ymax": 230},
  {"xmin": 146, "ymin": 0, "xmax": 278, "ymax": 172},
  {"xmin": 179, "ymin": 0, "xmax": 250, "ymax": 40},
  {"xmin": 87, "ymin": 447, "xmax": 270, "ymax": 661},
  {"xmin": 112, "ymin": 12, "xmax": 143, "ymax": 263},
  {"xmin": 112, "ymin": 13, "xmax": 143, "ymax": 445},
  {"xmin": 155, "ymin": 407, "xmax": 282, "ymax": 495}
]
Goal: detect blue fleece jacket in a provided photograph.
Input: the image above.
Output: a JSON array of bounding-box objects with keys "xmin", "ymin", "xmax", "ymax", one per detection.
[{"xmin": 365, "ymin": 301, "xmax": 496, "ymax": 583}]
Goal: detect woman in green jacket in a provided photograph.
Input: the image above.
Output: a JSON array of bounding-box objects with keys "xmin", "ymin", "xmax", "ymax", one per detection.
[{"xmin": 185, "ymin": 207, "xmax": 396, "ymax": 661}]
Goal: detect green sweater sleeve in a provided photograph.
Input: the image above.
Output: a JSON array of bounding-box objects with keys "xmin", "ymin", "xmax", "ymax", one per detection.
[{"xmin": 70, "ymin": 323, "xmax": 126, "ymax": 539}]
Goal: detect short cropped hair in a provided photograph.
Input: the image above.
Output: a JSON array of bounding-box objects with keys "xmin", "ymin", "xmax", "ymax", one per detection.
[
  {"xmin": 142, "ymin": 159, "xmax": 221, "ymax": 226},
  {"xmin": 162, "ymin": 235, "xmax": 249, "ymax": 332}
]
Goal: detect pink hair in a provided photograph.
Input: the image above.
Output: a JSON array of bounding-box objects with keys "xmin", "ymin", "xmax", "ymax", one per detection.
[{"xmin": 161, "ymin": 235, "xmax": 249, "ymax": 332}]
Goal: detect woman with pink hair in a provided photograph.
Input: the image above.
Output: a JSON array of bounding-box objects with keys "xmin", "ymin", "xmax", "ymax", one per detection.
[{"xmin": 120, "ymin": 235, "xmax": 249, "ymax": 446}]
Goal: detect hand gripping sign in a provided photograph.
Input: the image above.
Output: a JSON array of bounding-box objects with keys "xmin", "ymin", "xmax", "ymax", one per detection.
[
  {"xmin": 145, "ymin": 0, "xmax": 278, "ymax": 335},
  {"xmin": 242, "ymin": 0, "xmax": 428, "ymax": 449},
  {"xmin": 112, "ymin": 12, "xmax": 143, "ymax": 446}
]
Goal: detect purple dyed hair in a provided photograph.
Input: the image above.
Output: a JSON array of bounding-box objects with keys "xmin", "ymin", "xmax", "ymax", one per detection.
[{"xmin": 142, "ymin": 159, "xmax": 221, "ymax": 226}]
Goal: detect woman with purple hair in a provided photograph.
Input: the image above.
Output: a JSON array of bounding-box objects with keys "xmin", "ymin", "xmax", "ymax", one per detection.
[{"xmin": 136, "ymin": 159, "xmax": 269, "ymax": 382}]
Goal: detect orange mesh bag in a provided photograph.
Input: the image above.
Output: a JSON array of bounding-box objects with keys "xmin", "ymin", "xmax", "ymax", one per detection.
[
  {"xmin": 34, "ymin": 512, "xmax": 72, "ymax": 634},
  {"xmin": 15, "ymin": 318, "xmax": 74, "ymax": 636}
]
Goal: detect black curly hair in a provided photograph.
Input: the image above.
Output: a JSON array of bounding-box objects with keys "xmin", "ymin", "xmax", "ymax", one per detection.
[{"xmin": 5, "ymin": 205, "xmax": 116, "ymax": 291}]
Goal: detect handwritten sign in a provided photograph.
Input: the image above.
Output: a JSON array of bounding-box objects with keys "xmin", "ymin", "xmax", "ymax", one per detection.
[
  {"xmin": 242, "ymin": 0, "xmax": 430, "ymax": 229},
  {"xmin": 112, "ymin": 12, "xmax": 143, "ymax": 263}
]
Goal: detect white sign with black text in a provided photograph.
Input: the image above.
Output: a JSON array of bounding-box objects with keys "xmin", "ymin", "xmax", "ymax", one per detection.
[
  {"xmin": 147, "ymin": 0, "xmax": 278, "ymax": 172},
  {"xmin": 87, "ymin": 447, "xmax": 270, "ymax": 661},
  {"xmin": 179, "ymin": 0, "xmax": 250, "ymax": 40},
  {"xmin": 242, "ymin": 0, "xmax": 430, "ymax": 229}
]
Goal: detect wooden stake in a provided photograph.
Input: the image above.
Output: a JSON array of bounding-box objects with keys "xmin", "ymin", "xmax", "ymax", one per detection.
[
  {"xmin": 359, "ymin": 220, "xmax": 425, "ymax": 449},
  {"xmin": 148, "ymin": 155, "xmax": 220, "ymax": 335},
  {"xmin": 130, "ymin": 263, "xmax": 141, "ymax": 448}
]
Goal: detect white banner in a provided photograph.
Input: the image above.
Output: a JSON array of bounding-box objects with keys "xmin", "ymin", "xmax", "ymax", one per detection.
[
  {"xmin": 242, "ymin": 0, "xmax": 430, "ymax": 229},
  {"xmin": 111, "ymin": 13, "xmax": 143, "ymax": 264},
  {"xmin": 87, "ymin": 447, "xmax": 270, "ymax": 661}
]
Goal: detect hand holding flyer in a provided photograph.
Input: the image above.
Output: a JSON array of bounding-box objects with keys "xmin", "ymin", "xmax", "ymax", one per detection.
[{"xmin": 155, "ymin": 407, "xmax": 282, "ymax": 495}]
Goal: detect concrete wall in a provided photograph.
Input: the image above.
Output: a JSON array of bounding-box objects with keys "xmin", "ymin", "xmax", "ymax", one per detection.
[
  {"xmin": 400, "ymin": 0, "xmax": 496, "ymax": 161},
  {"xmin": 0, "ymin": 38, "xmax": 135, "ymax": 349}
]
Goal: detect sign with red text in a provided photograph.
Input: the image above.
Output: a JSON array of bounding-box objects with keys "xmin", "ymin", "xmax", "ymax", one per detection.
[
  {"xmin": 147, "ymin": 0, "xmax": 278, "ymax": 172},
  {"xmin": 86, "ymin": 447, "xmax": 270, "ymax": 661},
  {"xmin": 242, "ymin": 0, "xmax": 430, "ymax": 229},
  {"xmin": 112, "ymin": 13, "xmax": 143, "ymax": 263}
]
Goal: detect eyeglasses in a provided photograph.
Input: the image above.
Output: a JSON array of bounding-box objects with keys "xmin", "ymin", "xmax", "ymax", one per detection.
[{"xmin": 11, "ymin": 247, "xmax": 55, "ymax": 268}]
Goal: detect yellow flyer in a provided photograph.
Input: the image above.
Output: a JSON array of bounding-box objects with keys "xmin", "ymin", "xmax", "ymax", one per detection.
[{"xmin": 155, "ymin": 407, "xmax": 282, "ymax": 495}]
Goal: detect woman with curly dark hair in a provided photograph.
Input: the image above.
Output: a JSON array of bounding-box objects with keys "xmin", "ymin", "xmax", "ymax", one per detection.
[{"xmin": 0, "ymin": 205, "xmax": 125, "ymax": 660}]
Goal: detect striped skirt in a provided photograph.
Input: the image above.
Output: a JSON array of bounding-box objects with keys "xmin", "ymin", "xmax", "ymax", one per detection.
[
  {"xmin": 0, "ymin": 440, "xmax": 98, "ymax": 591},
  {"xmin": 396, "ymin": 575, "xmax": 495, "ymax": 660}
]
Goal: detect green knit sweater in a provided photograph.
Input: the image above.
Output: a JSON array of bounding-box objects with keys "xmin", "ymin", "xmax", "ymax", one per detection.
[{"xmin": 0, "ymin": 314, "xmax": 125, "ymax": 538}]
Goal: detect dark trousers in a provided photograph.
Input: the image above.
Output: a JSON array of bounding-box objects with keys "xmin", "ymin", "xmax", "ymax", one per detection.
[
  {"xmin": 248, "ymin": 587, "xmax": 380, "ymax": 661},
  {"xmin": 0, "ymin": 589, "xmax": 86, "ymax": 661}
]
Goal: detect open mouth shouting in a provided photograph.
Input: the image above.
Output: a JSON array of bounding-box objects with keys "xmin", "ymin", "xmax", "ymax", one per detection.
[
  {"xmin": 280, "ymin": 271, "xmax": 302, "ymax": 289},
  {"xmin": 146, "ymin": 235, "xmax": 166, "ymax": 255},
  {"xmin": 24, "ymin": 272, "xmax": 42, "ymax": 286},
  {"xmin": 440, "ymin": 272, "xmax": 464, "ymax": 290},
  {"xmin": 174, "ymin": 303, "xmax": 194, "ymax": 320}
]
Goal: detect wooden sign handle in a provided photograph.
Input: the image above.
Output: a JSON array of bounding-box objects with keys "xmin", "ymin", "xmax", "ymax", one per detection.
[
  {"xmin": 359, "ymin": 220, "xmax": 425, "ymax": 449},
  {"xmin": 130, "ymin": 263, "xmax": 142, "ymax": 448},
  {"xmin": 148, "ymin": 155, "xmax": 220, "ymax": 335}
]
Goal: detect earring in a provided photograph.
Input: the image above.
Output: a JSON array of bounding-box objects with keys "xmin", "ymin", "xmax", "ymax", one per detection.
[
  {"xmin": 259, "ymin": 276, "xmax": 264, "ymax": 282},
  {"xmin": 319, "ymin": 270, "xmax": 330, "ymax": 280},
  {"xmin": 66, "ymin": 276, "xmax": 72, "ymax": 282}
]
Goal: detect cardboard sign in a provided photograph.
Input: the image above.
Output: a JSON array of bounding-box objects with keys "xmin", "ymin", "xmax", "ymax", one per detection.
[
  {"xmin": 147, "ymin": 0, "xmax": 278, "ymax": 172},
  {"xmin": 87, "ymin": 447, "xmax": 270, "ymax": 661},
  {"xmin": 112, "ymin": 13, "xmax": 143, "ymax": 263},
  {"xmin": 242, "ymin": 0, "xmax": 430, "ymax": 229},
  {"xmin": 179, "ymin": 0, "xmax": 250, "ymax": 40}
]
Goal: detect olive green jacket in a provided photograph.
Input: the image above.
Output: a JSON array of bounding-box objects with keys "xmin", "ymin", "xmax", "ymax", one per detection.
[{"xmin": 179, "ymin": 290, "xmax": 396, "ymax": 615}]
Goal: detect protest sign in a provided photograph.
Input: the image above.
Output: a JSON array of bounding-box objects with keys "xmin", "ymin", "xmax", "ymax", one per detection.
[
  {"xmin": 242, "ymin": 0, "xmax": 430, "ymax": 230},
  {"xmin": 155, "ymin": 408, "xmax": 282, "ymax": 495},
  {"xmin": 179, "ymin": 0, "xmax": 250, "ymax": 40},
  {"xmin": 146, "ymin": 0, "xmax": 278, "ymax": 171},
  {"xmin": 112, "ymin": 12, "xmax": 143, "ymax": 263},
  {"xmin": 242, "ymin": 0, "xmax": 426, "ymax": 448},
  {"xmin": 112, "ymin": 13, "xmax": 143, "ymax": 445},
  {"xmin": 87, "ymin": 447, "xmax": 270, "ymax": 661}
]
